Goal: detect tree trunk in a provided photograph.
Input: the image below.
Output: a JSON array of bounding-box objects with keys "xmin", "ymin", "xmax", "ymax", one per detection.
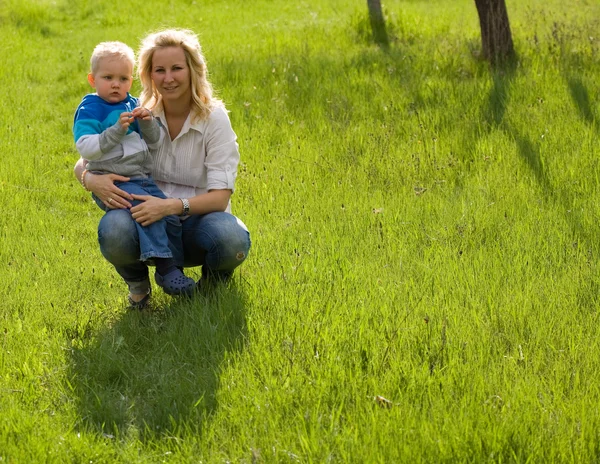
[
  {"xmin": 474, "ymin": 0, "xmax": 514, "ymax": 64},
  {"xmin": 367, "ymin": 0, "xmax": 389, "ymax": 48}
]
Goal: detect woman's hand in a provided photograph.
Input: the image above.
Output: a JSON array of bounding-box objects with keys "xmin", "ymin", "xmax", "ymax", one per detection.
[
  {"xmin": 86, "ymin": 172, "xmax": 133, "ymax": 209},
  {"xmin": 130, "ymin": 194, "xmax": 174, "ymax": 226}
]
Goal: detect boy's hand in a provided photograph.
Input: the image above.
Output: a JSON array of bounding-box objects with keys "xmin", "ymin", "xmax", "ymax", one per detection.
[
  {"xmin": 132, "ymin": 107, "xmax": 152, "ymax": 121},
  {"xmin": 119, "ymin": 111, "xmax": 134, "ymax": 130}
]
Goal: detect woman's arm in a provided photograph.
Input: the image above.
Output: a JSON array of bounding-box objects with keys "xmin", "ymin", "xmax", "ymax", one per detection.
[
  {"xmin": 74, "ymin": 158, "xmax": 133, "ymax": 209},
  {"xmin": 190, "ymin": 189, "xmax": 231, "ymax": 214},
  {"xmin": 130, "ymin": 189, "xmax": 231, "ymax": 227}
]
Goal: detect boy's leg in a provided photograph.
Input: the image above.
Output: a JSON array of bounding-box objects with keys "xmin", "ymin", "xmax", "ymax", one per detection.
[
  {"xmin": 181, "ymin": 212, "xmax": 251, "ymax": 282},
  {"xmin": 137, "ymin": 180, "xmax": 185, "ymax": 266},
  {"xmin": 121, "ymin": 178, "xmax": 194, "ymax": 296},
  {"xmin": 97, "ymin": 179, "xmax": 196, "ymax": 299},
  {"xmin": 114, "ymin": 180, "xmax": 173, "ymax": 261}
]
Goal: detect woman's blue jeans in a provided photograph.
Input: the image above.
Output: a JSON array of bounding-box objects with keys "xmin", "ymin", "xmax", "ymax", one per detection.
[{"xmin": 97, "ymin": 208, "xmax": 251, "ymax": 294}]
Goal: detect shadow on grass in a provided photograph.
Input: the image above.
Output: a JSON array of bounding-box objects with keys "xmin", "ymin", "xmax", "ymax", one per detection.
[
  {"xmin": 480, "ymin": 58, "xmax": 595, "ymax": 248},
  {"xmin": 560, "ymin": 70, "xmax": 599, "ymax": 248},
  {"xmin": 483, "ymin": 61, "xmax": 552, "ymax": 191},
  {"xmin": 67, "ymin": 281, "xmax": 248, "ymax": 440},
  {"xmin": 567, "ymin": 76, "xmax": 596, "ymax": 125}
]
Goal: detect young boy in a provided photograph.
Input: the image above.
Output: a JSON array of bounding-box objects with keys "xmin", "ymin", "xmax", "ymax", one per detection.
[{"xmin": 73, "ymin": 41, "xmax": 195, "ymax": 303}]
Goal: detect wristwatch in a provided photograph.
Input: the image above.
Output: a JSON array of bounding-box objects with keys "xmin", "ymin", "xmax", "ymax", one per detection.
[{"xmin": 179, "ymin": 198, "xmax": 190, "ymax": 215}]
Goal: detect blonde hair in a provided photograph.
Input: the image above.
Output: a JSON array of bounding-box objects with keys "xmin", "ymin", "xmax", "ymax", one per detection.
[
  {"xmin": 138, "ymin": 29, "xmax": 222, "ymax": 121},
  {"xmin": 90, "ymin": 41, "xmax": 135, "ymax": 74}
]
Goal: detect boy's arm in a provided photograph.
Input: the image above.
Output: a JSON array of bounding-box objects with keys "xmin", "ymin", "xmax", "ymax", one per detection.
[
  {"xmin": 131, "ymin": 106, "xmax": 164, "ymax": 149},
  {"xmin": 75, "ymin": 122, "xmax": 128, "ymax": 160},
  {"xmin": 137, "ymin": 118, "xmax": 163, "ymax": 149}
]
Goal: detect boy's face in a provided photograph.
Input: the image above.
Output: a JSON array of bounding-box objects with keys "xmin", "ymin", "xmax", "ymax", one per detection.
[{"xmin": 88, "ymin": 57, "xmax": 133, "ymax": 103}]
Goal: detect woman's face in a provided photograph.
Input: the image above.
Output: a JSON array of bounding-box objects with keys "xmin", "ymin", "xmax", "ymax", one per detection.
[{"xmin": 150, "ymin": 46, "xmax": 191, "ymax": 105}]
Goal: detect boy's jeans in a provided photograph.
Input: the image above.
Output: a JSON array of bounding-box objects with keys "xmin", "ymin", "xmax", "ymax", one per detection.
[{"xmin": 93, "ymin": 177, "xmax": 181, "ymax": 262}]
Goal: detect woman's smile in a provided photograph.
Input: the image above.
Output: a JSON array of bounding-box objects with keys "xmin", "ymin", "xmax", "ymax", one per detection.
[{"xmin": 151, "ymin": 46, "xmax": 191, "ymax": 103}]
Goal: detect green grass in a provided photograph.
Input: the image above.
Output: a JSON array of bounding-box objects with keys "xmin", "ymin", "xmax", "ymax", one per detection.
[{"xmin": 2, "ymin": 0, "xmax": 600, "ymax": 461}]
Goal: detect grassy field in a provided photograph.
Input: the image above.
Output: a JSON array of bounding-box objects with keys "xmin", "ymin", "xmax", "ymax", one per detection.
[{"xmin": 2, "ymin": 0, "xmax": 600, "ymax": 461}]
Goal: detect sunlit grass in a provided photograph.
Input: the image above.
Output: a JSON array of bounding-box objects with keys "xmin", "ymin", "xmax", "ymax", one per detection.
[{"xmin": 1, "ymin": 0, "xmax": 600, "ymax": 461}]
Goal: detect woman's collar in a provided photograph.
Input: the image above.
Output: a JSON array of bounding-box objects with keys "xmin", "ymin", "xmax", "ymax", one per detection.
[{"xmin": 153, "ymin": 103, "xmax": 205, "ymax": 134}]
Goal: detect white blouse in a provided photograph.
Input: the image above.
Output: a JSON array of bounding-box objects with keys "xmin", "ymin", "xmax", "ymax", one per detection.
[{"xmin": 151, "ymin": 105, "xmax": 239, "ymax": 213}]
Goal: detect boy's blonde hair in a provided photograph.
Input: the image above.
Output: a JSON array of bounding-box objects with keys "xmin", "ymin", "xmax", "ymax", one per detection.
[
  {"xmin": 90, "ymin": 41, "xmax": 135, "ymax": 74},
  {"xmin": 138, "ymin": 28, "xmax": 222, "ymax": 121}
]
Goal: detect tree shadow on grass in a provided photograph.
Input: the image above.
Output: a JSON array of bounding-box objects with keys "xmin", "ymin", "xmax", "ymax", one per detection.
[
  {"xmin": 481, "ymin": 60, "xmax": 595, "ymax": 247},
  {"xmin": 560, "ymin": 71, "xmax": 599, "ymax": 248},
  {"xmin": 67, "ymin": 281, "xmax": 248, "ymax": 440},
  {"xmin": 484, "ymin": 62, "xmax": 552, "ymax": 192},
  {"xmin": 566, "ymin": 75, "xmax": 597, "ymax": 126}
]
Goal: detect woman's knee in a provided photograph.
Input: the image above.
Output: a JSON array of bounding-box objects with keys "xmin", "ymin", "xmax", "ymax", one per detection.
[
  {"xmin": 201, "ymin": 213, "xmax": 251, "ymax": 270},
  {"xmin": 98, "ymin": 209, "xmax": 139, "ymax": 264},
  {"xmin": 219, "ymin": 214, "xmax": 251, "ymax": 259}
]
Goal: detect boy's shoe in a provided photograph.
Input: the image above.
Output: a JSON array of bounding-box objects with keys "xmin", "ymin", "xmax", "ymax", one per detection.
[
  {"xmin": 155, "ymin": 269, "xmax": 196, "ymax": 296},
  {"xmin": 128, "ymin": 288, "xmax": 152, "ymax": 310}
]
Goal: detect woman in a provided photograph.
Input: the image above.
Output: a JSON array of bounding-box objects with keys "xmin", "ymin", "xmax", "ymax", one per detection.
[{"xmin": 75, "ymin": 29, "xmax": 251, "ymax": 308}]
